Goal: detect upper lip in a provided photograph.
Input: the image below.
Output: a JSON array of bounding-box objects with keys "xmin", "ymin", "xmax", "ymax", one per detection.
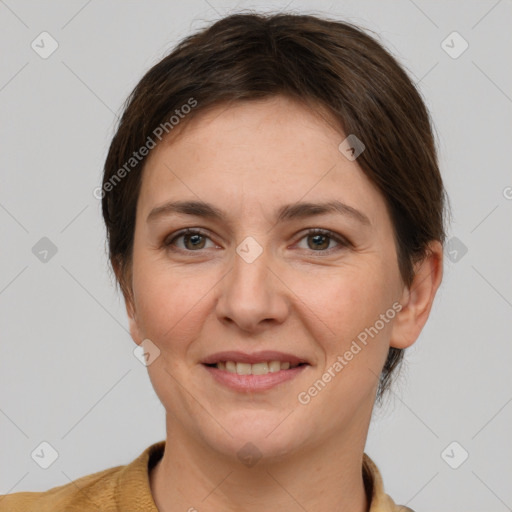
[{"xmin": 201, "ymin": 351, "xmax": 310, "ymax": 365}]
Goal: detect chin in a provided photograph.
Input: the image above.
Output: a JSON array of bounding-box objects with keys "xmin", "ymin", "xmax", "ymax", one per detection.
[{"xmin": 202, "ymin": 413, "xmax": 311, "ymax": 464}]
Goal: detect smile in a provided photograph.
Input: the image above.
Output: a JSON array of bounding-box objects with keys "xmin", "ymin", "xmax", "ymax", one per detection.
[
  {"xmin": 202, "ymin": 362, "xmax": 309, "ymax": 392},
  {"xmin": 207, "ymin": 360, "xmax": 303, "ymax": 374}
]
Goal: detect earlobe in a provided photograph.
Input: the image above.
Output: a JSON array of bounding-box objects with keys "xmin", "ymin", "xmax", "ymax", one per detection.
[
  {"xmin": 390, "ymin": 241, "xmax": 443, "ymax": 349},
  {"xmin": 125, "ymin": 294, "xmax": 143, "ymax": 346},
  {"xmin": 112, "ymin": 258, "xmax": 142, "ymax": 345}
]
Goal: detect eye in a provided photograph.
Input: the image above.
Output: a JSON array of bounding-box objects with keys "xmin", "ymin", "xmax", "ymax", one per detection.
[
  {"xmin": 164, "ymin": 228, "xmax": 217, "ymax": 251},
  {"xmin": 163, "ymin": 227, "xmax": 351, "ymax": 254},
  {"xmin": 296, "ymin": 228, "xmax": 350, "ymax": 253}
]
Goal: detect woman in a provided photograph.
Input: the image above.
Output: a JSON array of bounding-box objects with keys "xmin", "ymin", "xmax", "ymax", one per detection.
[{"xmin": 1, "ymin": 12, "xmax": 446, "ymax": 512}]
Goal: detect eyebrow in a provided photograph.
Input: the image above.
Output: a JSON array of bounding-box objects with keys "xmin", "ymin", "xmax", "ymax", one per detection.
[{"xmin": 146, "ymin": 200, "xmax": 371, "ymax": 226}]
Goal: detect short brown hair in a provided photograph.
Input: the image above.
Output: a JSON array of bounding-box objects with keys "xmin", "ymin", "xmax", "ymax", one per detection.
[{"xmin": 101, "ymin": 12, "xmax": 448, "ymax": 403}]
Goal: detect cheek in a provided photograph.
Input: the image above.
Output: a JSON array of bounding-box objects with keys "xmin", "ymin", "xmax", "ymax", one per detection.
[
  {"xmin": 131, "ymin": 255, "xmax": 216, "ymax": 347},
  {"xmin": 299, "ymin": 262, "xmax": 398, "ymax": 365},
  {"xmin": 304, "ymin": 262, "xmax": 392, "ymax": 326}
]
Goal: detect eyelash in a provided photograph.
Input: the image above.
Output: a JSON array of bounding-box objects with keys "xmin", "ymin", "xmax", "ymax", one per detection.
[{"xmin": 163, "ymin": 228, "xmax": 351, "ymax": 254}]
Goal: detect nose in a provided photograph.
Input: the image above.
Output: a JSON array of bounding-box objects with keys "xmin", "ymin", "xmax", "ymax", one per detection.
[{"xmin": 215, "ymin": 244, "xmax": 289, "ymax": 333}]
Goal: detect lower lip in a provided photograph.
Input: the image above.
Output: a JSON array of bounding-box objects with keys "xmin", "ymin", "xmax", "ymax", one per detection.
[{"xmin": 202, "ymin": 364, "xmax": 309, "ymax": 392}]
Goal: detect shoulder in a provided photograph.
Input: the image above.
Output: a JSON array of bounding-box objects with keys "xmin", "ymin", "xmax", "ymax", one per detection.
[
  {"xmin": 376, "ymin": 490, "xmax": 417, "ymax": 512},
  {"xmin": 0, "ymin": 464, "xmax": 124, "ymax": 512},
  {"xmin": 0, "ymin": 441, "xmax": 165, "ymax": 512},
  {"xmin": 362, "ymin": 453, "xmax": 416, "ymax": 512}
]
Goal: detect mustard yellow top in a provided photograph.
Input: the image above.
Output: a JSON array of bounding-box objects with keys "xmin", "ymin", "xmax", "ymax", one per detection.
[{"xmin": 0, "ymin": 441, "xmax": 414, "ymax": 512}]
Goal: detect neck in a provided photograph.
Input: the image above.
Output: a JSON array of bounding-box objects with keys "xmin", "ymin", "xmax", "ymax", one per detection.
[{"xmin": 150, "ymin": 415, "xmax": 372, "ymax": 512}]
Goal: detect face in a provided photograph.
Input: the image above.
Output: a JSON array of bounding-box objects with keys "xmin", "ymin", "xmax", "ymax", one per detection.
[{"xmin": 126, "ymin": 96, "xmax": 410, "ymax": 460}]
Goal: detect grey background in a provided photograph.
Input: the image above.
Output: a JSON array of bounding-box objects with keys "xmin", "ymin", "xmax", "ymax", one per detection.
[{"xmin": 1, "ymin": 1, "xmax": 511, "ymax": 510}]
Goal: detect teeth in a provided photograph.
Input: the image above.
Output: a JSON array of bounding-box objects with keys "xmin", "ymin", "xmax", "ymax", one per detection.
[
  {"xmin": 236, "ymin": 362, "xmax": 252, "ymax": 375},
  {"xmin": 268, "ymin": 361, "xmax": 281, "ymax": 373},
  {"xmin": 215, "ymin": 360, "xmax": 300, "ymax": 374}
]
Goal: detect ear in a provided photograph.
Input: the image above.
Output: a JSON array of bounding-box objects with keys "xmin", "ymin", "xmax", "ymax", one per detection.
[
  {"xmin": 112, "ymin": 258, "xmax": 143, "ymax": 346},
  {"xmin": 124, "ymin": 292, "xmax": 144, "ymax": 346},
  {"xmin": 390, "ymin": 241, "xmax": 443, "ymax": 349}
]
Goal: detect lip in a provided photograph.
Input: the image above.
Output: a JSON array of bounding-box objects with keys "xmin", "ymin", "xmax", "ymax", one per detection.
[
  {"xmin": 201, "ymin": 350, "xmax": 309, "ymax": 365},
  {"xmin": 202, "ymin": 363, "xmax": 309, "ymax": 392}
]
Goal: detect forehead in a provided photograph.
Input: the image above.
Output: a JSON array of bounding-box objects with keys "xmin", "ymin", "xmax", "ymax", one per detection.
[{"xmin": 137, "ymin": 96, "xmax": 388, "ymax": 225}]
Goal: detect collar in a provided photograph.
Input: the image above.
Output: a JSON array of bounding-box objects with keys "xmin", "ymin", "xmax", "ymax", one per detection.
[{"xmin": 116, "ymin": 441, "xmax": 406, "ymax": 512}]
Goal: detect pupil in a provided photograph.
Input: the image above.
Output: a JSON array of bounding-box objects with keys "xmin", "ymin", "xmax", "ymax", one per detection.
[
  {"xmin": 187, "ymin": 234, "xmax": 203, "ymax": 249},
  {"xmin": 311, "ymin": 234, "xmax": 328, "ymax": 250}
]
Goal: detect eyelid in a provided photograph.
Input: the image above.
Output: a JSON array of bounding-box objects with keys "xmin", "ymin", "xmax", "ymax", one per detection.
[
  {"xmin": 164, "ymin": 227, "xmax": 217, "ymax": 249},
  {"xmin": 294, "ymin": 228, "xmax": 352, "ymax": 251},
  {"xmin": 164, "ymin": 227, "xmax": 352, "ymax": 253}
]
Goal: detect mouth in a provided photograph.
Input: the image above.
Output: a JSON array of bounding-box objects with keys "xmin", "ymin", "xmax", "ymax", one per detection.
[
  {"xmin": 204, "ymin": 360, "xmax": 307, "ymax": 375},
  {"xmin": 201, "ymin": 351, "xmax": 311, "ymax": 392}
]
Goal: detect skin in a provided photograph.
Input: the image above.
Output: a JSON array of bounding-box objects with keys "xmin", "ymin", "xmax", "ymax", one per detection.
[{"xmin": 120, "ymin": 95, "xmax": 443, "ymax": 512}]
